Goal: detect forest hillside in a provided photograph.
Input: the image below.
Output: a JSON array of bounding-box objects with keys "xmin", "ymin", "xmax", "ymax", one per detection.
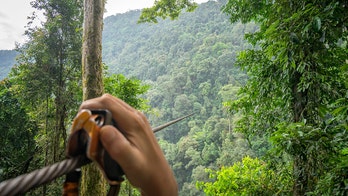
[
  {"xmin": 102, "ymin": 0, "xmax": 252, "ymax": 137},
  {"xmin": 101, "ymin": 1, "xmax": 254, "ymax": 194}
]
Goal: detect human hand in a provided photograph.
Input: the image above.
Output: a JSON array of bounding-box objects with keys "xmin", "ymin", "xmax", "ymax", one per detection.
[{"xmin": 79, "ymin": 94, "xmax": 178, "ymax": 195}]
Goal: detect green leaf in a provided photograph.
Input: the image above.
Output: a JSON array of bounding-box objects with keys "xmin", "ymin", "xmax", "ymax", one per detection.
[{"xmin": 313, "ymin": 16, "xmax": 321, "ymax": 31}]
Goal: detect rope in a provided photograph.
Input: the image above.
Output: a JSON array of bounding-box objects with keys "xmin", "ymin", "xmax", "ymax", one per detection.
[{"xmin": 0, "ymin": 155, "xmax": 90, "ymax": 196}]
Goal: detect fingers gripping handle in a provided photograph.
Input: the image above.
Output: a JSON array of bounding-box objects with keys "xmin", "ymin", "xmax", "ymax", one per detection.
[{"xmin": 67, "ymin": 109, "xmax": 124, "ymax": 185}]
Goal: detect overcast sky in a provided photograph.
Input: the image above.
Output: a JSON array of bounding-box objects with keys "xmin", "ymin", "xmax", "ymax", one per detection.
[{"xmin": 0, "ymin": 0, "xmax": 207, "ymax": 50}]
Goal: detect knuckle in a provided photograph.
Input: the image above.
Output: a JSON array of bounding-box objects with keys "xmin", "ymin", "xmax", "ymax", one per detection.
[{"xmin": 100, "ymin": 93, "xmax": 112, "ymax": 102}]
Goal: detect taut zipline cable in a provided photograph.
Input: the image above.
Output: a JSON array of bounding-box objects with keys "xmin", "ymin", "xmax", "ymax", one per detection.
[{"xmin": 0, "ymin": 113, "xmax": 194, "ymax": 196}]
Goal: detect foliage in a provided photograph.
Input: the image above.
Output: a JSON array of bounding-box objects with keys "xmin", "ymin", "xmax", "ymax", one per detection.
[
  {"xmin": 309, "ymin": 64, "xmax": 348, "ymax": 195},
  {"xmin": 0, "ymin": 80, "xmax": 38, "ymax": 181},
  {"xmin": 139, "ymin": 0, "xmax": 197, "ymax": 23},
  {"xmin": 197, "ymin": 156, "xmax": 292, "ymax": 195},
  {"xmin": 104, "ymin": 73, "xmax": 150, "ymax": 111},
  {"xmin": 308, "ymin": 147, "xmax": 348, "ymax": 195},
  {"xmin": 118, "ymin": 180, "xmax": 141, "ymax": 196},
  {"xmin": 7, "ymin": 0, "xmax": 83, "ymax": 194},
  {"xmin": 223, "ymin": 0, "xmax": 348, "ymax": 194}
]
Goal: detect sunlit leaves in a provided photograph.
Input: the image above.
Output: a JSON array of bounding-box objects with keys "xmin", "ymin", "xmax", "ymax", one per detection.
[
  {"xmin": 104, "ymin": 74, "xmax": 150, "ymax": 111},
  {"xmin": 139, "ymin": 0, "xmax": 197, "ymax": 23},
  {"xmin": 197, "ymin": 156, "xmax": 292, "ymax": 195}
]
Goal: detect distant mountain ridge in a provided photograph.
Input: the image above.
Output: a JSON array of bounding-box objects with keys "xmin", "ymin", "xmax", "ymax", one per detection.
[
  {"xmin": 0, "ymin": 50, "xmax": 18, "ymax": 80},
  {"xmin": 102, "ymin": 0, "xmax": 250, "ymax": 79},
  {"xmin": 100, "ymin": 0, "xmax": 255, "ymax": 141}
]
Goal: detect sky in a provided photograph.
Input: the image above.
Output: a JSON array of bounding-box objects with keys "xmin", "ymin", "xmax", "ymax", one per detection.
[{"xmin": 0, "ymin": 0, "xmax": 207, "ymax": 50}]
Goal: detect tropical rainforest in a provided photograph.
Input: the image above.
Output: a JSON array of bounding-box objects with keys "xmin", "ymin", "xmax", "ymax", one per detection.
[{"xmin": 0, "ymin": 0, "xmax": 347, "ymax": 195}]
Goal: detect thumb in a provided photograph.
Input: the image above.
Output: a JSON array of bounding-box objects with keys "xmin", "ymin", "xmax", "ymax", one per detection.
[{"xmin": 99, "ymin": 125, "xmax": 136, "ymax": 170}]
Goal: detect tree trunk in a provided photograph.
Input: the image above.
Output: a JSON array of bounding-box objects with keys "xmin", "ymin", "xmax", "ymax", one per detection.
[
  {"xmin": 291, "ymin": 70, "xmax": 312, "ymax": 195},
  {"xmin": 80, "ymin": 0, "xmax": 107, "ymax": 195},
  {"xmin": 82, "ymin": 0, "xmax": 105, "ymax": 100}
]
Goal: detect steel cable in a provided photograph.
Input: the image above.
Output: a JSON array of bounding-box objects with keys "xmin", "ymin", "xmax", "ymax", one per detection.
[
  {"xmin": 0, "ymin": 155, "xmax": 91, "ymax": 196},
  {"xmin": 0, "ymin": 113, "xmax": 193, "ymax": 195}
]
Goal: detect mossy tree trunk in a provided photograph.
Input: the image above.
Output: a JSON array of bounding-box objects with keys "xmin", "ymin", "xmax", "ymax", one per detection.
[
  {"xmin": 82, "ymin": 0, "xmax": 105, "ymax": 100},
  {"xmin": 81, "ymin": 0, "xmax": 107, "ymax": 195}
]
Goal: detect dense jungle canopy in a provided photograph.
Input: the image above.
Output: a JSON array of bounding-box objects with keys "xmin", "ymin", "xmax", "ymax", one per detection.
[{"xmin": 0, "ymin": 0, "xmax": 347, "ymax": 195}]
